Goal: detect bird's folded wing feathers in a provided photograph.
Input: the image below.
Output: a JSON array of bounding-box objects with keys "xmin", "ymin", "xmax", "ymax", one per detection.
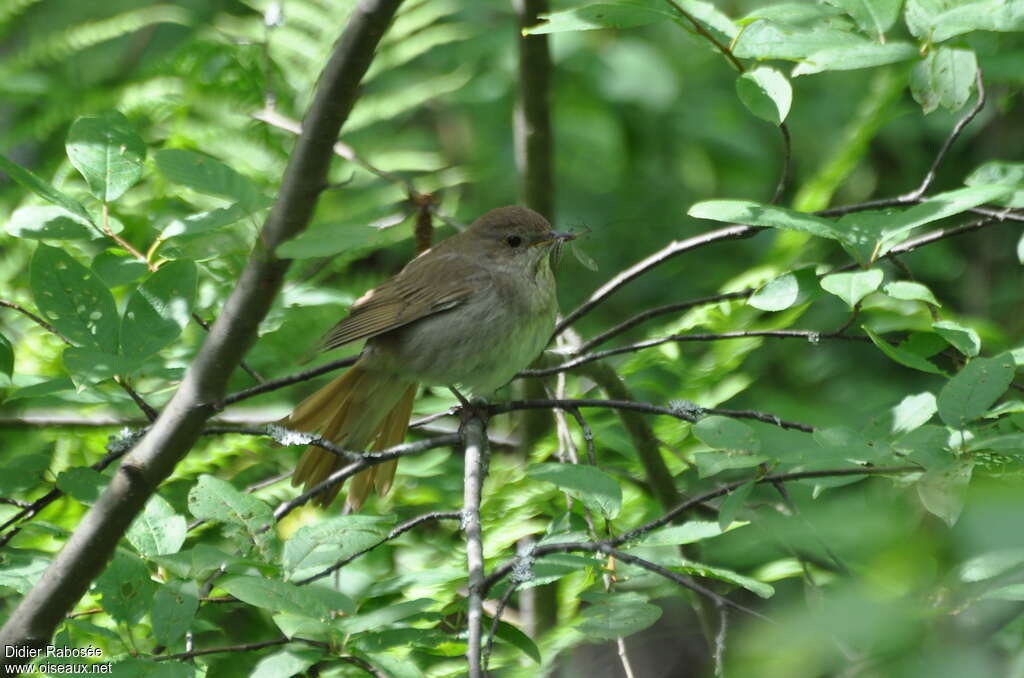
[{"xmin": 318, "ymin": 254, "xmax": 482, "ymax": 351}]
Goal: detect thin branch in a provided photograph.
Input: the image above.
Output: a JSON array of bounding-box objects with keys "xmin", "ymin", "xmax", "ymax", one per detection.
[
  {"xmin": 553, "ymin": 224, "xmax": 761, "ymax": 336},
  {"xmin": 462, "ymin": 413, "xmax": 490, "ymax": 678},
  {"xmin": 297, "ymin": 511, "xmax": 461, "ymax": 585},
  {"xmin": 153, "ymin": 636, "xmax": 327, "ymax": 662},
  {"xmin": 488, "ymin": 397, "xmax": 815, "ymax": 433},
  {"xmin": 577, "ymin": 290, "xmax": 753, "ymax": 353},
  {"xmin": 482, "ymin": 578, "xmax": 519, "ymax": 676},
  {"xmin": 0, "ymin": 299, "xmax": 73, "ymax": 345},
  {"xmin": 907, "ymin": 70, "xmax": 986, "ymax": 200},
  {"xmin": 190, "ymin": 313, "xmax": 264, "ymax": 383},
  {"xmin": 713, "ymin": 602, "xmax": 728, "ymax": 677},
  {"xmin": 0, "ymin": 0, "xmax": 407, "ymax": 653},
  {"xmin": 272, "ymin": 434, "xmax": 460, "ymax": 521},
  {"xmin": 101, "ymin": 203, "xmax": 151, "ymax": 269},
  {"xmin": 220, "ymin": 356, "xmax": 358, "ymax": 407},
  {"xmin": 529, "ymin": 329, "xmax": 869, "ymax": 378},
  {"xmin": 772, "ymin": 123, "xmax": 792, "ymax": 204},
  {"xmin": 662, "ymin": 0, "xmax": 744, "ymax": 73}
]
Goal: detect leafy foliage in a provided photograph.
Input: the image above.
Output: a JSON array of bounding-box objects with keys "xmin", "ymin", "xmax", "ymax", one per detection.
[{"xmin": 2, "ymin": 0, "xmax": 1024, "ymax": 677}]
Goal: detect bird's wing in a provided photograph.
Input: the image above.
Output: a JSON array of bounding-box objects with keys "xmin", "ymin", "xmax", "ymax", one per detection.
[{"xmin": 317, "ymin": 253, "xmax": 481, "ymax": 352}]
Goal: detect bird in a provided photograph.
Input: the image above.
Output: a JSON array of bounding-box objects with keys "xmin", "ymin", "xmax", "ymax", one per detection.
[{"xmin": 285, "ymin": 205, "xmax": 575, "ymax": 510}]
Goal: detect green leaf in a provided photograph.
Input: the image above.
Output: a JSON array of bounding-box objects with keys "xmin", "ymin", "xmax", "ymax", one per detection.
[
  {"xmin": 221, "ymin": 575, "xmax": 351, "ymax": 619},
  {"xmin": 677, "ymin": 559, "xmax": 775, "ymax": 598},
  {"xmin": 917, "ymin": 462, "xmax": 973, "ymax": 527},
  {"xmin": 277, "ymin": 221, "xmax": 390, "ymax": 259},
  {"xmin": 92, "ymin": 250, "xmax": 149, "ymax": 287},
  {"xmin": 793, "ymin": 42, "xmax": 918, "ymax": 77},
  {"xmin": 187, "ymin": 475, "xmax": 276, "ymax": 559},
  {"xmin": 576, "ymin": 593, "xmax": 662, "ymax": 640},
  {"xmin": 283, "ymin": 515, "xmax": 393, "ymax": 580},
  {"xmin": 55, "ymin": 467, "xmax": 109, "ymax": 505},
  {"xmin": 31, "ymin": 244, "xmax": 119, "ymax": 350},
  {"xmin": 824, "ymin": 0, "xmax": 902, "ymax": 35},
  {"xmin": 736, "ymin": 66, "xmax": 792, "ymax": 125},
  {"xmin": 748, "ymin": 267, "xmax": 819, "ymax": 311},
  {"xmin": 967, "ymin": 433, "xmax": 1024, "ymax": 454},
  {"xmin": 0, "ymin": 332, "xmax": 12, "ymax": 378},
  {"xmin": 66, "ymin": 111, "xmax": 146, "ymax": 202},
  {"xmin": 528, "ymin": 463, "xmax": 622, "ymax": 518},
  {"xmin": 0, "ymin": 153, "xmax": 94, "ymax": 223},
  {"xmin": 883, "ymin": 281, "xmax": 941, "ymax": 306},
  {"xmin": 864, "ymin": 327, "xmax": 944, "ymax": 375},
  {"xmin": 63, "ymin": 347, "xmax": 145, "ymax": 382},
  {"xmin": 689, "ymin": 199, "xmax": 842, "ymax": 240},
  {"xmin": 337, "ymin": 598, "xmax": 435, "ymax": 634},
  {"xmin": 154, "ymin": 149, "xmax": 270, "ymax": 211},
  {"xmin": 965, "ymin": 161, "xmax": 1024, "ymax": 208},
  {"xmin": 693, "ymin": 416, "xmax": 761, "ymax": 453},
  {"xmin": 905, "ymin": 0, "xmax": 1024, "ymax": 42},
  {"xmin": 932, "ymin": 320, "xmax": 981, "ymax": 357},
  {"xmin": 5, "ymin": 205, "xmax": 95, "ymax": 240},
  {"xmin": 126, "ymin": 494, "xmax": 187, "ymax": 557},
  {"xmin": 960, "ymin": 549, "xmax": 1024, "ymax": 582},
  {"xmin": 0, "ymin": 454, "xmax": 50, "ymax": 494},
  {"xmin": 938, "ymin": 354, "xmax": 1016, "ymax": 428},
  {"xmin": 120, "ymin": 260, "xmax": 197, "ymax": 359},
  {"xmin": 911, "ymin": 48, "xmax": 978, "ymax": 114},
  {"xmin": 250, "ymin": 649, "xmax": 323, "ymax": 678},
  {"xmin": 891, "ymin": 392, "xmax": 937, "ymax": 435},
  {"xmin": 94, "ymin": 550, "xmax": 157, "ymax": 624},
  {"xmin": 0, "ymin": 550, "xmax": 49, "ymax": 594},
  {"xmin": 820, "ymin": 268, "xmax": 883, "ymax": 307},
  {"xmin": 733, "ymin": 20, "xmax": 864, "ymax": 60},
  {"xmin": 158, "ymin": 204, "xmax": 249, "ymax": 240},
  {"xmin": 639, "ymin": 520, "xmax": 749, "ymax": 546},
  {"xmin": 718, "ymin": 481, "xmax": 755, "ymax": 531},
  {"xmin": 492, "ymin": 619, "xmax": 542, "ymax": 663},
  {"xmin": 151, "ymin": 580, "xmax": 198, "ymax": 647},
  {"xmin": 525, "ymin": 2, "xmax": 672, "ymax": 35}
]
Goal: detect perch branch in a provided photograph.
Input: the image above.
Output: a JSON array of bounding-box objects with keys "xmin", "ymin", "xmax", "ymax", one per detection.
[{"xmin": 462, "ymin": 411, "xmax": 490, "ymax": 678}]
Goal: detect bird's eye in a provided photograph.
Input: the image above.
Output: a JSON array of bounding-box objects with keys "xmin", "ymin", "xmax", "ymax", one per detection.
[{"xmin": 505, "ymin": 235, "xmax": 523, "ymax": 248}]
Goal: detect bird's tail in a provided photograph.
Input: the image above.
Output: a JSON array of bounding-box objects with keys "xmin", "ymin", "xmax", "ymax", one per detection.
[{"xmin": 288, "ymin": 359, "xmax": 417, "ymax": 510}]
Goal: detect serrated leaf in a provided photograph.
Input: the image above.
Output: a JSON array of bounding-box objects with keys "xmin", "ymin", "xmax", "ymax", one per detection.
[
  {"xmin": 737, "ymin": 66, "xmax": 791, "ymax": 125},
  {"xmin": 883, "ymin": 281, "xmax": 941, "ymax": 306},
  {"xmin": 5, "ymin": 205, "xmax": 95, "ymax": 240},
  {"xmin": 66, "ymin": 111, "xmax": 146, "ymax": 202},
  {"xmin": 151, "ymin": 580, "xmax": 198, "ymax": 647},
  {"xmin": 120, "ymin": 260, "xmax": 196, "ymax": 359},
  {"xmin": 891, "ymin": 392, "xmax": 937, "ymax": 435},
  {"xmin": 0, "ymin": 153, "xmax": 93, "ymax": 223},
  {"xmin": 911, "ymin": 47, "xmax": 978, "ymax": 114},
  {"xmin": 938, "ymin": 354, "xmax": 1016, "ymax": 428},
  {"xmin": 693, "ymin": 416, "xmax": 761, "ymax": 452},
  {"xmin": 820, "ymin": 268, "xmax": 883, "ymax": 307},
  {"xmin": 126, "ymin": 494, "xmax": 186, "ymax": 557},
  {"xmin": 528, "ymin": 463, "xmax": 623, "ymax": 518},
  {"xmin": 31, "ymin": 244, "xmax": 119, "ymax": 350},
  {"xmin": 932, "ymin": 320, "xmax": 980, "ymax": 357},
  {"xmin": 864, "ymin": 327, "xmax": 944, "ymax": 375}
]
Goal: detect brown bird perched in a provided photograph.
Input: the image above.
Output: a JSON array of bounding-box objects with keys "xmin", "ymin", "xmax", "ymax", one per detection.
[{"xmin": 286, "ymin": 206, "xmax": 575, "ymax": 510}]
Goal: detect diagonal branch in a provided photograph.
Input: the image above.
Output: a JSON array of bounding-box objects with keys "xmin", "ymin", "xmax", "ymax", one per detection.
[{"xmin": 0, "ymin": 0, "xmax": 407, "ymax": 658}]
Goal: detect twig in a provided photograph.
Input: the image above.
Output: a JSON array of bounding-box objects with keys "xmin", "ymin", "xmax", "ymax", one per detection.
[
  {"xmin": 0, "ymin": 0, "xmax": 407, "ymax": 653},
  {"xmin": 190, "ymin": 313, "xmax": 264, "ymax": 383},
  {"xmin": 488, "ymin": 397, "xmax": 815, "ymax": 433},
  {"xmin": 101, "ymin": 203, "xmax": 151, "ymax": 269},
  {"xmin": 220, "ymin": 356, "xmax": 358, "ymax": 407},
  {"xmin": 772, "ymin": 123, "xmax": 792, "ymax": 204},
  {"xmin": 272, "ymin": 434, "xmax": 460, "ymax": 521},
  {"xmin": 462, "ymin": 412, "xmax": 490, "ymax": 678},
  {"xmin": 662, "ymin": 0, "xmax": 744, "ymax": 73},
  {"xmin": 152, "ymin": 636, "xmax": 326, "ymax": 661},
  {"xmin": 297, "ymin": 510, "xmax": 461, "ymax": 585},
  {"xmin": 481, "ymin": 580, "xmax": 519, "ymax": 676},
  {"xmin": 713, "ymin": 601, "xmax": 728, "ymax": 677},
  {"xmin": 553, "ymin": 224, "xmax": 760, "ymax": 337},
  {"xmin": 528, "ymin": 329, "xmax": 869, "ymax": 378},
  {"xmin": 577, "ymin": 290, "xmax": 753, "ymax": 353},
  {"xmin": 0, "ymin": 299, "xmax": 73, "ymax": 345}
]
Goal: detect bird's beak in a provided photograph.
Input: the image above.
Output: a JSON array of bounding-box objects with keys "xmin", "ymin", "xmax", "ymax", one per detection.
[{"xmin": 531, "ymin": 231, "xmax": 576, "ymax": 247}]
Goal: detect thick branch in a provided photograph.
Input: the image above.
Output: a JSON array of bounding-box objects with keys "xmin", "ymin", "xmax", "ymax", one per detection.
[{"xmin": 0, "ymin": 0, "xmax": 405, "ymax": 657}]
